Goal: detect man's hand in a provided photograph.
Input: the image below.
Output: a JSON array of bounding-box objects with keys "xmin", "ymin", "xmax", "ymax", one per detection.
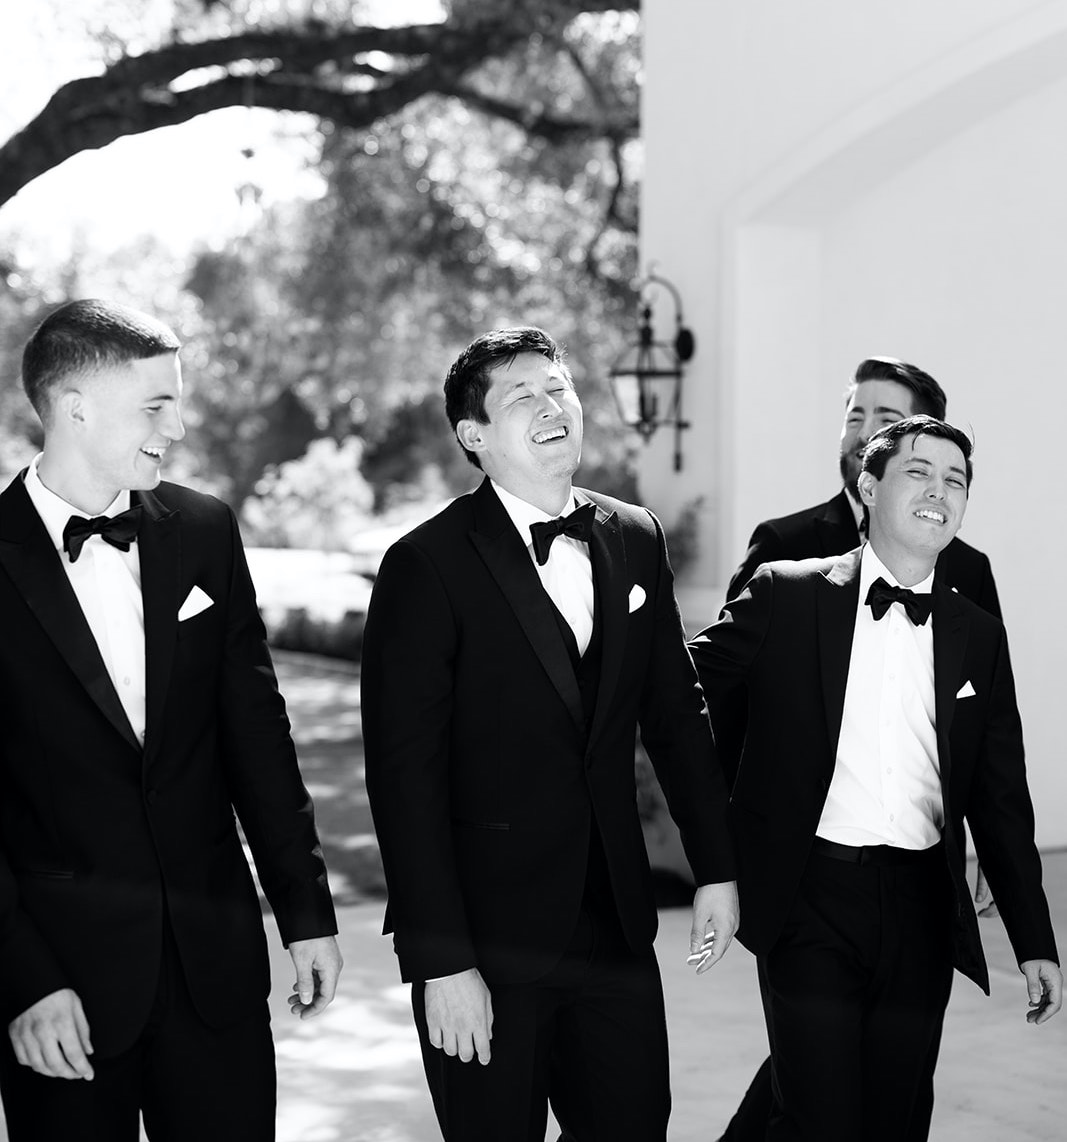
[
  {"xmin": 424, "ymin": 968, "xmax": 493, "ymax": 1065},
  {"xmin": 1020, "ymin": 960, "xmax": 1063, "ymax": 1025},
  {"xmin": 974, "ymin": 865, "xmax": 999, "ymax": 918},
  {"xmin": 8, "ymin": 988, "xmax": 94, "ymax": 1080},
  {"xmin": 687, "ymin": 881, "xmax": 739, "ymax": 975},
  {"xmin": 287, "ymin": 936, "xmax": 343, "ymax": 1019}
]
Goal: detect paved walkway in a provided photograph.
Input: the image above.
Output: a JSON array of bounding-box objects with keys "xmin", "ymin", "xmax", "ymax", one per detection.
[
  {"xmin": 269, "ymin": 865, "xmax": 1067, "ymax": 1142},
  {"xmin": 264, "ymin": 654, "xmax": 1067, "ymax": 1141}
]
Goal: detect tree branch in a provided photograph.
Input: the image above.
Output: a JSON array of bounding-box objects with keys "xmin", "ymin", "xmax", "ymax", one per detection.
[{"xmin": 0, "ymin": 4, "xmax": 638, "ymax": 210}]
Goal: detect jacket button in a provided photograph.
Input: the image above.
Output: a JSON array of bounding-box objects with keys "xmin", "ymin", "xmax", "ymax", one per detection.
[{"xmin": 146, "ymin": 789, "xmax": 158, "ymax": 805}]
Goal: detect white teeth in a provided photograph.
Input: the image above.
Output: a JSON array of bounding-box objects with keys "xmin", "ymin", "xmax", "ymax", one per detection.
[
  {"xmin": 915, "ymin": 509, "xmax": 944, "ymax": 522},
  {"xmin": 533, "ymin": 427, "xmax": 567, "ymax": 444}
]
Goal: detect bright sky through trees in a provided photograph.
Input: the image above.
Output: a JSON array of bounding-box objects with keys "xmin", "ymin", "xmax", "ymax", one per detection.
[{"xmin": 0, "ymin": 0, "xmax": 446, "ymax": 256}]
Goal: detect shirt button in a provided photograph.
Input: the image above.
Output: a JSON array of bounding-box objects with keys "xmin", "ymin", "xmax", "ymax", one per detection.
[
  {"xmin": 123, "ymin": 677, "xmax": 131, "ymax": 686},
  {"xmin": 889, "ymin": 813, "xmax": 895, "ymax": 822},
  {"xmin": 886, "ymin": 767, "xmax": 893, "ymax": 774}
]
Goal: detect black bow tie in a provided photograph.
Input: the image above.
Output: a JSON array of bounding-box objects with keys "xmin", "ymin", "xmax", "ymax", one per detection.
[
  {"xmin": 62, "ymin": 506, "xmax": 143, "ymax": 563},
  {"xmin": 529, "ymin": 502, "xmax": 595, "ymax": 566},
  {"xmin": 865, "ymin": 576, "xmax": 933, "ymax": 626}
]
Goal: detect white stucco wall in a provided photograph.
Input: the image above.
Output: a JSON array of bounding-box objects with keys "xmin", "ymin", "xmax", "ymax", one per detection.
[{"xmin": 640, "ymin": 0, "xmax": 1067, "ymax": 845}]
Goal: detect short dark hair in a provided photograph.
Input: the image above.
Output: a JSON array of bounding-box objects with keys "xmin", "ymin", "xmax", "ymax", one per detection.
[
  {"xmin": 861, "ymin": 415, "xmax": 973, "ymax": 488},
  {"xmin": 443, "ymin": 326, "xmax": 570, "ymax": 469},
  {"xmin": 849, "ymin": 357, "xmax": 947, "ymax": 421},
  {"xmin": 22, "ymin": 299, "xmax": 181, "ymax": 422}
]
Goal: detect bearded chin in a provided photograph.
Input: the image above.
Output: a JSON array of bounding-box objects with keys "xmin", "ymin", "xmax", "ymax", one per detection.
[{"xmin": 840, "ymin": 453, "xmax": 861, "ymax": 496}]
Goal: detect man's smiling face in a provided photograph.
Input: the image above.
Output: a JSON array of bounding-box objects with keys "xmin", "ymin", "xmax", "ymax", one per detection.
[
  {"xmin": 458, "ymin": 351, "xmax": 583, "ymax": 499},
  {"xmin": 859, "ymin": 432, "xmax": 969, "ymax": 563},
  {"xmin": 839, "ymin": 379, "xmax": 917, "ymax": 495}
]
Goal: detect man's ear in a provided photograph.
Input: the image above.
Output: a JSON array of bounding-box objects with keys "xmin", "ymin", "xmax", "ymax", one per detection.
[
  {"xmin": 456, "ymin": 418, "xmax": 486, "ymax": 455},
  {"xmin": 857, "ymin": 470, "xmax": 877, "ymax": 508},
  {"xmin": 55, "ymin": 388, "xmax": 85, "ymax": 428}
]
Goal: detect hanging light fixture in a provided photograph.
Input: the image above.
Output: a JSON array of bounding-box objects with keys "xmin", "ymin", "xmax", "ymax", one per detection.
[{"xmin": 608, "ymin": 270, "xmax": 695, "ymax": 471}]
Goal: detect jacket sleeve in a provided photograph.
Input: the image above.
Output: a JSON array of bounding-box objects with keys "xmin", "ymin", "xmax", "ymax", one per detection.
[
  {"xmin": 0, "ymin": 853, "xmax": 70, "ymax": 1024},
  {"xmin": 361, "ymin": 539, "xmax": 476, "ymax": 982},
  {"xmin": 631, "ymin": 512, "xmax": 734, "ymax": 885},
  {"xmin": 966, "ymin": 626, "xmax": 1058, "ymax": 967},
  {"xmin": 217, "ymin": 507, "xmax": 337, "ymax": 946},
  {"xmin": 974, "ymin": 552, "xmax": 1003, "ymax": 620}
]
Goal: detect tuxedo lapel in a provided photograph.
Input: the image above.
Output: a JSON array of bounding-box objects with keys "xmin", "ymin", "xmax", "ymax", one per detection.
[
  {"xmin": 135, "ymin": 489, "xmax": 181, "ymax": 760},
  {"xmin": 0, "ymin": 476, "xmax": 141, "ymax": 753},
  {"xmin": 468, "ymin": 480, "xmax": 585, "ymax": 735},
  {"xmin": 931, "ymin": 581, "xmax": 969, "ymax": 786},
  {"xmin": 814, "ymin": 491, "xmax": 861, "ymax": 558},
  {"xmin": 816, "ymin": 548, "xmax": 862, "ymax": 757},
  {"xmin": 578, "ymin": 491, "xmax": 626, "ymax": 748}
]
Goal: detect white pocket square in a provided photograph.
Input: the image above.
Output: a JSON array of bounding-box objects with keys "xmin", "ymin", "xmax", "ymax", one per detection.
[
  {"xmin": 628, "ymin": 584, "xmax": 647, "ymax": 614},
  {"xmin": 956, "ymin": 680, "xmax": 976, "ymax": 699},
  {"xmin": 178, "ymin": 585, "xmax": 214, "ymax": 622}
]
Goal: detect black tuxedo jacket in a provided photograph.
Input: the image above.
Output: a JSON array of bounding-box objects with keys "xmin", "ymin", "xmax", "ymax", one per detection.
[
  {"xmin": 727, "ymin": 489, "xmax": 1001, "ymax": 616},
  {"xmin": 361, "ymin": 478, "xmax": 735, "ymax": 985},
  {"xmin": 690, "ymin": 549, "xmax": 1057, "ymax": 993},
  {"xmin": 0, "ymin": 476, "xmax": 336, "ymax": 1056}
]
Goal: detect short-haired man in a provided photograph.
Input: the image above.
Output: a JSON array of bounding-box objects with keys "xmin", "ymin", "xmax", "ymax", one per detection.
[
  {"xmin": 0, "ymin": 299, "xmax": 341, "ymax": 1140},
  {"xmin": 690, "ymin": 416, "xmax": 1061, "ymax": 1142},
  {"xmin": 716, "ymin": 357, "xmax": 1001, "ymax": 1141},
  {"xmin": 362, "ymin": 326, "xmax": 738, "ymax": 1141}
]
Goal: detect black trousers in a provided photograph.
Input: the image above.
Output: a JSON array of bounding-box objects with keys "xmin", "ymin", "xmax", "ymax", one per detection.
[
  {"xmin": 0, "ymin": 922, "xmax": 276, "ymax": 1142},
  {"xmin": 754, "ymin": 844, "xmax": 954, "ymax": 1142},
  {"xmin": 413, "ymin": 904, "xmax": 671, "ymax": 1142},
  {"xmin": 718, "ymin": 1017, "xmax": 945, "ymax": 1141}
]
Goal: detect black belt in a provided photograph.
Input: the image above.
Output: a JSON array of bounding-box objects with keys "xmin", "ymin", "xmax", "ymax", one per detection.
[{"xmin": 811, "ymin": 837, "xmax": 942, "ymax": 867}]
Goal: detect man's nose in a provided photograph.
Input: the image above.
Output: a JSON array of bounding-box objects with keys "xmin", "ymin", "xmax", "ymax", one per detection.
[
  {"xmin": 166, "ymin": 405, "xmax": 186, "ymax": 442},
  {"xmin": 537, "ymin": 394, "xmax": 563, "ymax": 417}
]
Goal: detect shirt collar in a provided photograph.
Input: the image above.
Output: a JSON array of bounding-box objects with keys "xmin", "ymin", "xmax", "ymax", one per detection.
[
  {"xmin": 24, "ymin": 454, "xmax": 131, "ymax": 554},
  {"xmin": 490, "ymin": 480, "xmax": 577, "ymax": 549},
  {"xmin": 859, "ymin": 542, "xmax": 934, "ymax": 595}
]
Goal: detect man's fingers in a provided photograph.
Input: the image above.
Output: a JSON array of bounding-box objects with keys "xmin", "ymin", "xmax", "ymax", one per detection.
[
  {"xmin": 1021, "ymin": 962, "xmax": 1063, "ymax": 1025},
  {"xmin": 72, "ymin": 998, "xmax": 94, "ymax": 1060},
  {"xmin": 293, "ymin": 966, "xmax": 315, "ymax": 1006}
]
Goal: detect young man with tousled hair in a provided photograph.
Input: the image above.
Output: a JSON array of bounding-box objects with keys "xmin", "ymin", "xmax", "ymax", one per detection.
[{"xmin": 362, "ymin": 325, "xmax": 738, "ymax": 1141}]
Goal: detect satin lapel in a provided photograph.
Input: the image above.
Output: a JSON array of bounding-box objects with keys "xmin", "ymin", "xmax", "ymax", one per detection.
[
  {"xmin": 468, "ymin": 481, "xmax": 585, "ymax": 735},
  {"xmin": 816, "ymin": 549, "xmax": 862, "ymax": 757},
  {"xmin": 814, "ymin": 491, "xmax": 861, "ymax": 557},
  {"xmin": 581, "ymin": 494, "xmax": 625, "ymax": 748},
  {"xmin": 932, "ymin": 581, "xmax": 968, "ymax": 786},
  {"xmin": 135, "ymin": 490, "xmax": 181, "ymax": 761},
  {"xmin": 0, "ymin": 476, "xmax": 141, "ymax": 753}
]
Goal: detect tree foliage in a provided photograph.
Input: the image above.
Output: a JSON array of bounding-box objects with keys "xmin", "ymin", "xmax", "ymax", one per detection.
[
  {"xmin": 0, "ymin": 0, "xmax": 644, "ymax": 527},
  {"xmin": 0, "ymin": 0, "xmax": 638, "ymax": 210}
]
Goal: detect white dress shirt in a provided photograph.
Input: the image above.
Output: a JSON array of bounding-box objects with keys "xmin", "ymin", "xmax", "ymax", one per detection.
[
  {"xmin": 24, "ymin": 456, "xmax": 147, "ymax": 745},
  {"xmin": 817, "ymin": 544, "xmax": 943, "ymax": 849},
  {"xmin": 490, "ymin": 481, "xmax": 594, "ymax": 655}
]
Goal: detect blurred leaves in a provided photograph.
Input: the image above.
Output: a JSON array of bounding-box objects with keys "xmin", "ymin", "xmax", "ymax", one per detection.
[{"xmin": 0, "ymin": 0, "xmax": 643, "ymax": 533}]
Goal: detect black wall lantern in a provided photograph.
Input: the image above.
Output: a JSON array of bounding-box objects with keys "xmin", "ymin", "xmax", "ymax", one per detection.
[{"xmin": 609, "ymin": 270, "xmax": 695, "ymax": 471}]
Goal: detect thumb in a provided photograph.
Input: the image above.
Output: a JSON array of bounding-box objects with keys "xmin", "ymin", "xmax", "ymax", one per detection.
[
  {"xmin": 1023, "ymin": 964, "xmax": 1044, "ymax": 1005},
  {"xmin": 293, "ymin": 958, "xmax": 315, "ymax": 1005}
]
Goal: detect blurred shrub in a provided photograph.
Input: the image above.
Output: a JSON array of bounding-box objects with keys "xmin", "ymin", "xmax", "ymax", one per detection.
[{"xmin": 266, "ymin": 606, "xmax": 365, "ymax": 662}]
